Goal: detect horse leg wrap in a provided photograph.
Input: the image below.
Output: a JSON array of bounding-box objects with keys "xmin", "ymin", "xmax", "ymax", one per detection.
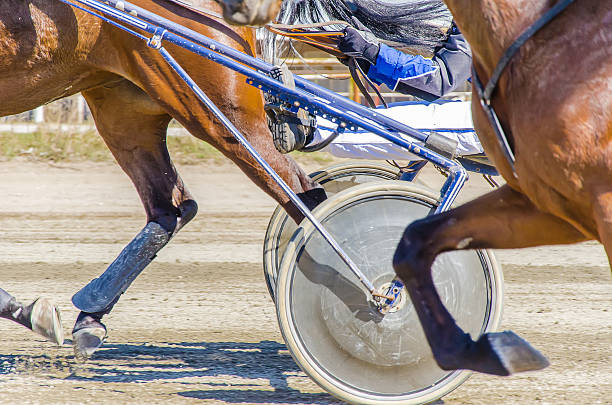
[{"xmin": 71, "ymin": 222, "xmax": 169, "ymax": 313}]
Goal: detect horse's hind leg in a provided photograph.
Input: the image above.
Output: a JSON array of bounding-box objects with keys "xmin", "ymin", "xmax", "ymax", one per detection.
[
  {"xmin": 0, "ymin": 288, "xmax": 63, "ymax": 345},
  {"xmin": 393, "ymin": 184, "xmax": 587, "ymax": 376},
  {"xmin": 71, "ymin": 81, "xmax": 197, "ymax": 360},
  {"xmin": 591, "ymin": 190, "xmax": 612, "ymax": 271}
]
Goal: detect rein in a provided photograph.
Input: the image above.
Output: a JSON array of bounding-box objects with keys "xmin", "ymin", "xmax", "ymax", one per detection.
[
  {"xmin": 472, "ymin": 0, "xmax": 576, "ymax": 175},
  {"xmin": 265, "ymin": 21, "xmax": 390, "ymax": 108}
]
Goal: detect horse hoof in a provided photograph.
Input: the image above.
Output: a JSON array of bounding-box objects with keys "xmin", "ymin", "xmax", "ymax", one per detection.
[
  {"xmin": 479, "ymin": 331, "xmax": 549, "ymax": 375},
  {"xmin": 30, "ymin": 298, "xmax": 64, "ymax": 346},
  {"xmin": 72, "ymin": 324, "xmax": 107, "ymax": 362}
]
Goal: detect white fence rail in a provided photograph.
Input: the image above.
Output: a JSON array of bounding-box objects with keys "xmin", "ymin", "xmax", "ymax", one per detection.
[{"xmin": 0, "ymin": 95, "xmax": 95, "ymax": 134}]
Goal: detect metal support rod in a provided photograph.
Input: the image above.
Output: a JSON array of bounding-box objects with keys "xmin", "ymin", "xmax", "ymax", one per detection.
[{"xmin": 155, "ymin": 45, "xmax": 378, "ymax": 295}]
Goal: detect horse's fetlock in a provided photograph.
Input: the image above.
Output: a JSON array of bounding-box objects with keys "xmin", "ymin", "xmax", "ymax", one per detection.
[
  {"xmin": 179, "ymin": 199, "xmax": 198, "ymax": 225},
  {"xmin": 151, "ymin": 209, "xmax": 179, "ymax": 234},
  {"xmin": 431, "ymin": 332, "xmax": 473, "ymax": 371}
]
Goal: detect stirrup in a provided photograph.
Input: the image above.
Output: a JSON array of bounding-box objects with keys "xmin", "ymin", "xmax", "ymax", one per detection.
[{"xmin": 265, "ymin": 65, "xmax": 317, "ymax": 153}]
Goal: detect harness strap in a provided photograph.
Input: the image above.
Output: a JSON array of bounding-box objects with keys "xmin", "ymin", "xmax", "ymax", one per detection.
[
  {"xmin": 473, "ymin": 0, "xmax": 576, "ymax": 176},
  {"xmin": 472, "ymin": 66, "xmax": 517, "ymax": 171},
  {"xmin": 265, "ymin": 23, "xmax": 406, "ymax": 57},
  {"xmin": 348, "ymin": 58, "xmax": 388, "ymax": 108},
  {"xmin": 266, "ymin": 20, "xmax": 350, "ymax": 30}
]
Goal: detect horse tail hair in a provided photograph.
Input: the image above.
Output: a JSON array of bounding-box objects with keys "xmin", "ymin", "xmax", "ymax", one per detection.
[
  {"xmin": 258, "ymin": 0, "xmax": 452, "ymax": 65},
  {"xmin": 281, "ymin": 0, "xmax": 451, "ymax": 53}
]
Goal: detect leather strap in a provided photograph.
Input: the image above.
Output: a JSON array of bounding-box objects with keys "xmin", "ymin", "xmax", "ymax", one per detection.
[{"xmin": 348, "ymin": 58, "xmax": 388, "ymax": 108}]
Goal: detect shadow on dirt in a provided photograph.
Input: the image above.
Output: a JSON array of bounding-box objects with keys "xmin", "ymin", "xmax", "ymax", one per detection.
[
  {"xmin": 0, "ymin": 340, "xmax": 340, "ymax": 404},
  {"xmin": 0, "ymin": 340, "xmax": 449, "ymax": 404}
]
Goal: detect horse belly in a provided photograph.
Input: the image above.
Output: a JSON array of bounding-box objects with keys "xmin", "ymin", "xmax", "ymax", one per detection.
[{"xmin": 0, "ymin": 1, "xmax": 110, "ymax": 115}]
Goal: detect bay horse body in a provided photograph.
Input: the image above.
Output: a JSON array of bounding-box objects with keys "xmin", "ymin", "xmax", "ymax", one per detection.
[
  {"xmin": 219, "ymin": 0, "xmax": 612, "ymax": 376},
  {"xmin": 0, "ymin": 0, "xmax": 323, "ymax": 358}
]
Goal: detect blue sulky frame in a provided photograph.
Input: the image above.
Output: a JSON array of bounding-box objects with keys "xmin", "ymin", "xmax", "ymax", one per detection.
[{"xmin": 57, "ymin": 0, "xmax": 498, "ymax": 305}]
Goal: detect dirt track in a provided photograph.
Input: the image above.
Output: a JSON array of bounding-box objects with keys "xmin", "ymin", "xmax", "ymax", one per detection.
[{"xmin": 0, "ymin": 160, "xmax": 610, "ymax": 404}]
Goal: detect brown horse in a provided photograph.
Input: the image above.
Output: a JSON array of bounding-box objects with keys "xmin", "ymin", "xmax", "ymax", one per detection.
[
  {"xmin": 0, "ymin": 0, "xmax": 324, "ymax": 359},
  {"xmin": 219, "ymin": 0, "xmax": 612, "ymax": 376}
]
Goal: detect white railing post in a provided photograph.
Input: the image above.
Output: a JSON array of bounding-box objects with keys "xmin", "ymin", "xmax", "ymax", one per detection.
[{"xmin": 33, "ymin": 106, "xmax": 45, "ymax": 123}]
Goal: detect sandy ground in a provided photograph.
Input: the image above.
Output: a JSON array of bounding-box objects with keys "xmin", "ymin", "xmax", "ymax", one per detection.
[{"xmin": 0, "ymin": 160, "xmax": 610, "ymax": 405}]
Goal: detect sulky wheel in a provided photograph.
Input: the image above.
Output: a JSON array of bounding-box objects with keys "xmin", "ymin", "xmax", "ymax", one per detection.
[
  {"xmin": 275, "ymin": 181, "xmax": 504, "ymax": 404},
  {"xmin": 263, "ymin": 161, "xmax": 401, "ymax": 302}
]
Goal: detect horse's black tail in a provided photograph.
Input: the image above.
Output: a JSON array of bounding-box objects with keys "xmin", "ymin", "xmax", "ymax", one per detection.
[{"xmin": 278, "ymin": 0, "xmax": 452, "ymax": 55}]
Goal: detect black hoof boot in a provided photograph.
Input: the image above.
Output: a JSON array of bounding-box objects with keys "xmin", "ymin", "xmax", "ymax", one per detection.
[
  {"xmin": 72, "ymin": 311, "xmax": 107, "ymax": 362},
  {"xmin": 265, "ymin": 65, "xmax": 317, "ymax": 154}
]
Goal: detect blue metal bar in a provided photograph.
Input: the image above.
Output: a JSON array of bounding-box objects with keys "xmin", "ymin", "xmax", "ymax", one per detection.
[
  {"xmin": 61, "ymin": 0, "xmax": 471, "ymax": 207},
  {"xmin": 59, "ymin": 0, "xmax": 149, "ymax": 40},
  {"xmin": 61, "ymin": 0, "xmax": 468, "ymax": 212},
  {"xmin": 65, "ymin": 0, "xmax": 433, "ymax": 145},
  {"xmin": 60, "ymin": 1, "xmax": 441, "ymax": 147},
  {"xmin": 456, "ymin": 157, "xmax": 499, "ymax": 176},
  {"xmin": 154, "ymin": 28, "xmax": 467, "ymax": 212}
]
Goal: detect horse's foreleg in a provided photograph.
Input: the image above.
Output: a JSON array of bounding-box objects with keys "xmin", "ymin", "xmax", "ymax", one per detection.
[
  {"xmin": 393, "ymin": 184, "xmax": 587, "ymax": 375},
  {"xmin": 0, "ymin": 288, "xmax": 63, "ymax": 345},
  {"xmin": 125, "ymin": 45, "xmax": 326, "ymax": 224},
  {"xmin": 71, "ymin": 82, "xmax": 197, "ymax": 360}
]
